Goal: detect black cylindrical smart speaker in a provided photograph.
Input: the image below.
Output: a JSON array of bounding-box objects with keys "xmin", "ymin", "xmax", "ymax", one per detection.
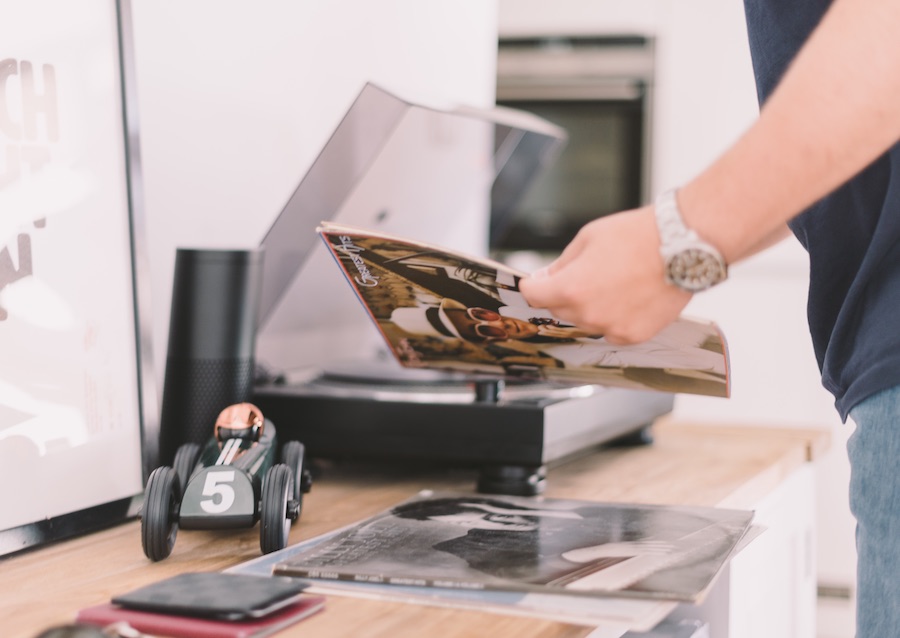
[{"xmin": 157, "ymin": 248, "xmax": 263, "ymax": 465}]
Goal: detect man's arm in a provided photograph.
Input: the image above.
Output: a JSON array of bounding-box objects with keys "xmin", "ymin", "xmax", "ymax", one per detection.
[{"xmin": 520, "ymin": 0, "xmax": 900, "ymax": 344}]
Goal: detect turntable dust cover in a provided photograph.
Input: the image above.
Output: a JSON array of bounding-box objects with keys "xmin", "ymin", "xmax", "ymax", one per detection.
[
  {"xmin": 273, "ymin": 490, "xmax": 753, "ymax": 602},
  {"xmin": 317, "ymin": 223, "xmax": 730, "ymax": 398}
]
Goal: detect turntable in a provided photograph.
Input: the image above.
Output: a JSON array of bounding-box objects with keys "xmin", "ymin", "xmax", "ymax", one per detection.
[{"xmin": 251, "ymin": 84, "xmax": 674, "ymax": 495}]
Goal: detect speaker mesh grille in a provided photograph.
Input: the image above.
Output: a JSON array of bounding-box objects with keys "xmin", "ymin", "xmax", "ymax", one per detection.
[{"xmin": 158, "ymin": 357, "xmax": 255, "ymax": 465}]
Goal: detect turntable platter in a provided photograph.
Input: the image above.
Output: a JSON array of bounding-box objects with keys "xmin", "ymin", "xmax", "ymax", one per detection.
[
  {"xmin": 319, "ymin": 360, "xmax": 474, "ymax": 386},
  {"xmin": 308, "ymin": 359, "xmax": 602, "ymax": 403}
]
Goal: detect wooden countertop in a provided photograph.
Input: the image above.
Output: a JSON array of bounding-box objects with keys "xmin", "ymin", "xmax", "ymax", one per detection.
[{"xmin": 2, "ymin": 420, "xmax": 829, "ymax": 638}]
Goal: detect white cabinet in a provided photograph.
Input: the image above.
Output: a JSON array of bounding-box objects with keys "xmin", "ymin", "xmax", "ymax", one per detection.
[{"xmin": 670, "ymin": 465, "xmax": 817, "ymax": 638}]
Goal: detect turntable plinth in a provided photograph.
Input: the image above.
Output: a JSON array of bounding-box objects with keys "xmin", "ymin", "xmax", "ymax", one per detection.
[{"xmin": 253, "ymin": 370, "xmax": 674, "ymax": 495}]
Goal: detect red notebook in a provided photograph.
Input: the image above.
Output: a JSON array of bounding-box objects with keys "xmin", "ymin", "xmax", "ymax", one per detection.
[{"xmin": 76, "ymin": 595, "xmax": 326, "ymax": 638}]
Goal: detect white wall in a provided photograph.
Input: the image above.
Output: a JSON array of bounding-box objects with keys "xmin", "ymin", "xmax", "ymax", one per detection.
[
  {"xmin": 129, "ymin": 0, "xmax": 498, "ymax": 387},
  {"xmin": 499, "ymin": 0, "xmax": 856, "ymax": 597}
]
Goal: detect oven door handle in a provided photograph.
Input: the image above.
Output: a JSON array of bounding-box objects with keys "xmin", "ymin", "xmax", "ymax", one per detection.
[{"xmin": 496, "ymin": 78, "xmax": 646, "ymax": 102}]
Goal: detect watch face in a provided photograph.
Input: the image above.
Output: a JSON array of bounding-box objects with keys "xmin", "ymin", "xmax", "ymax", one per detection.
[{"xmin": 665, "ymin": 248, "xmax": 727, "ymax": 292}]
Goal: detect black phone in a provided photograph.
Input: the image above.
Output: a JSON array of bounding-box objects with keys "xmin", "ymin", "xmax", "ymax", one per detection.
[{"xmin": 111, "ymin": 572, "xmax": 309, "ymax": 621}]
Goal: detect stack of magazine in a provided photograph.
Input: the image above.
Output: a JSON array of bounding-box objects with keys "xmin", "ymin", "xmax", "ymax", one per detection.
[{"xmin": 231, "ymin": 490, "xmax": 755, "ymax": 633}]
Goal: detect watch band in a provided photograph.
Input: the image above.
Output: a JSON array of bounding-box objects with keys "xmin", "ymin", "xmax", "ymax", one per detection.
[
  {"xmin": 654, "ymin": 189, "xmax": 728, "ymax": 292},
  {"xmin": 655, "ymin": 188, "xmax": 700, "ymax": 251}
]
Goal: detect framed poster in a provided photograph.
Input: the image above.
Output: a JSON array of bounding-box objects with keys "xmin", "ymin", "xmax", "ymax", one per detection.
[{"xmin": 0, "ymin": 0, "xmax": 158, "ymax": 556}]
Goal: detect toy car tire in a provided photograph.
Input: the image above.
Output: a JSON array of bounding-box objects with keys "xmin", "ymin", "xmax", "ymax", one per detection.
[
  {"xmin": 259, "ymin": 463, "xmax": 293, "ymax": 554},
  {"xmin": 173, "ymin": 442, "xmax": 201, "ymax": 498},
  {"xmin": 281, "ymin": 440, "xmax": 311, "ymax": 515},
  {"xmin": 141, "ymin": 466, "xmax": 180, "ymax": 561}
]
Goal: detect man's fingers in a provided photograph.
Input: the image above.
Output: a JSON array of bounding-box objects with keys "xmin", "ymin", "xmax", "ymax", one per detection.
[
  {"xmin": 516, "ymin": 206, "xmax": 692, "ymax": 346},
  {"xmin": 519, "ymin": 266, "xmax": 568, "ymax": 310}
]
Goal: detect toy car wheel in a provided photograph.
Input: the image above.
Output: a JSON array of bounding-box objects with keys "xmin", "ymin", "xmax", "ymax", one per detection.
[
  {"xmin": 141, "ymin": 466, "xmax": 180, "ymax": 561},
  {"xmin": 259, "ymin": 464, "xmax": 293, "ymax": 554},
  {"xmin": 173, "ymin": 442, "xmax": 201, "ymax": 498},
  {"xmin": 281, "ymin": 440, "xmax": 311, "ymax": 515}
]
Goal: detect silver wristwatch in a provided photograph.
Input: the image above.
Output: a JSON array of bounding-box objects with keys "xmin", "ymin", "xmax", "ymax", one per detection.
[{"xmin": 654, "ymin": 189, "xmax": 727, "ymax": 292}]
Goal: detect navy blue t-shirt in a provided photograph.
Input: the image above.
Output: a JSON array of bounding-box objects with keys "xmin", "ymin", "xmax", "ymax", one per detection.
[{"xmin": 744, "ymin": 0, "xmax": 900, "ymax": 420}]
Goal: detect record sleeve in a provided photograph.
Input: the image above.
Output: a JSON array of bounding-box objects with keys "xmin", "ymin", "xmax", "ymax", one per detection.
[
  {"xmin": 273, "ymin": 490, "xmax": 753, "ymax": 602},
  {"xmin": 317, "ymin": 222, "xmax": 730, "ymax": 398},
  {"xmin": 230, "ymin": 528, "xmax": 679, "ymax": 631}
]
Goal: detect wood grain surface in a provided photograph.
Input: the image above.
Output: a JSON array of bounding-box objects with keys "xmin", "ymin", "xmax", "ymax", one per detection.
[{"xmin": 2, "ymin": 419, "xmax": 828, "ymax": 638}]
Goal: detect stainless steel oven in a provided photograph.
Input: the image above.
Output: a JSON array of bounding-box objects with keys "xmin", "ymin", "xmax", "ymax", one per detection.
[{"xmin": 491, "ymin": 35, "xmax": 655, "ymax": 255}]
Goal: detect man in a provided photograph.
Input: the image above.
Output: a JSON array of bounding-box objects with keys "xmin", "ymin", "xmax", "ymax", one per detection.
[{"xmin": 519, "ymin": 1, "xmax": 900, "ymax": 634}]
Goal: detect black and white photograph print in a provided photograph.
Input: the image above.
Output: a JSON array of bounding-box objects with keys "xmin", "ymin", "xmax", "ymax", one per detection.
[{"xmin": 274, "ymin": 490, "xmax": 754, "ymax": 602}]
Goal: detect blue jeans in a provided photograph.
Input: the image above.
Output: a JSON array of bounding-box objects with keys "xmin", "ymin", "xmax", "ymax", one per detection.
[{"xmin": 847, "ymin": 385, "xmax": 900, "ymax": 638}]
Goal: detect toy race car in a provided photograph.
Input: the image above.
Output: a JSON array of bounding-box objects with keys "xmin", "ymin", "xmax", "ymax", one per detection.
[{"xmin": 141, "ymin": 402, "xmax": 312, "ymax": 561}]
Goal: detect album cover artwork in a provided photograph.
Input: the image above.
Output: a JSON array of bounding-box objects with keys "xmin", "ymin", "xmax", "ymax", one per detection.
[
  {"xmin": 273, "ymin": 490, "xmax": 754, "ymax": 602},
  {"xmin": 317, "ymin": 222, "xmax": 730, "ymax": 397}
]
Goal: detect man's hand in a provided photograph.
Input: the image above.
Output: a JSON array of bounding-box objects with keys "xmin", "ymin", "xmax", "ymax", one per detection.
[{"xmin": 518, "ymin": 205, "xmax": 692, "ymax": 345}]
